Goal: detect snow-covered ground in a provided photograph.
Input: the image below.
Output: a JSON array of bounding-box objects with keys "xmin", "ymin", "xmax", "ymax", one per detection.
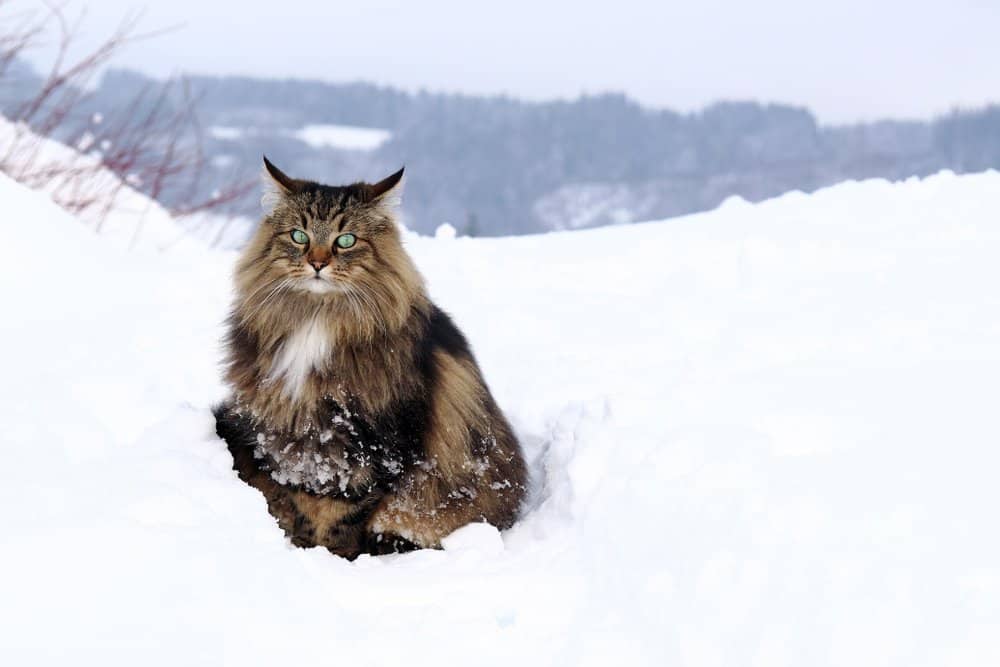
[
  {"xmin": 209, "ymin": 126, "xmax": 247, "ymax": 141},
  {"xmin": 291, "ymin": 123, "xmax": 392, "ymax": 151},
  {"xmin": 210, "ymin": 123, "xmax": 392, "ymax": 151},
  {"xmin": 1, "ymin": 168, "xmax": 999, "ymax": 666}
]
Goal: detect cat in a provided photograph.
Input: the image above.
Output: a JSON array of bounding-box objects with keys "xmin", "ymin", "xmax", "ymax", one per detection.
[{"xmin": 214, "ymin": 157, "xmax": 527, "ymax": 559}]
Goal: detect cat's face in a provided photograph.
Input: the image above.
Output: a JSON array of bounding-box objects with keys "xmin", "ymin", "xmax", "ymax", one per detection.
[
  {"xmin": 234, "ymin": 160, "xmax": 424, "ymax": 336},
  {"xmin": 242, "ymin": 159, "xmax": 410, "ymax": 294},
  {"xmin": 263, "ymin": 183, "xmax": 394, "ymax": 296}
]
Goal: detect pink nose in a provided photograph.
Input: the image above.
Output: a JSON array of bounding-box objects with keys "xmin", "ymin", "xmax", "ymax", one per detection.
[{"xmin": 309, "ymin": 259, "xmax": 328, "ymax": 272}]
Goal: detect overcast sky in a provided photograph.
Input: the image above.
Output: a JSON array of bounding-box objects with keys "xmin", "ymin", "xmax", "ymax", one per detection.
[{"xmin": 14, "ymin": 0, "xmax": 1000, "ymax": 123}]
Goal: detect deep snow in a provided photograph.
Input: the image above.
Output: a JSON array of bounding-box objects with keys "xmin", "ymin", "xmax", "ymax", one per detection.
[{"xmin": 1, "ymin": 168, "xmax": 999, "ymax": 666}]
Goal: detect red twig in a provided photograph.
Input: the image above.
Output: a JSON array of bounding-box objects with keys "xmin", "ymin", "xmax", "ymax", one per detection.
[{"xmin": 0, "ymin": 1, "xmax": 252, "ymax": 236}]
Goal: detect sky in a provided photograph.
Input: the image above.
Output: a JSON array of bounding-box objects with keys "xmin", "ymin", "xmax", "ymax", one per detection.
[{"xmin": 12, "ymin": 0, "xmax": 1000, "ymax": 124}]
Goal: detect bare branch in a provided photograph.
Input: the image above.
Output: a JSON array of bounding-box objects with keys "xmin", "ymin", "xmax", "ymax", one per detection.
[{"xmin": 0, "ymin": 1, "xmax": 250, "ymax": 236}]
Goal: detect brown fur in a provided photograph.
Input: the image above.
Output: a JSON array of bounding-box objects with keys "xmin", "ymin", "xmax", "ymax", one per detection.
[{"xmin": 215, "ymin": 159, "xmax": 527, "ymax": 558}]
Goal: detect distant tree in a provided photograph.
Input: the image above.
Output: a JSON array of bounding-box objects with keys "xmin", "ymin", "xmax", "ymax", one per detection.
[{"xmin": 463, "ymin": 210, "xmax": 480, "ymax": 237}]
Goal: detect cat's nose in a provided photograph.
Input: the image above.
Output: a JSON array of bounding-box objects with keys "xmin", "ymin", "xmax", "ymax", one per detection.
[{"xmin": 309, "ymin": 259, "xmax": 329, "ymax": 272}]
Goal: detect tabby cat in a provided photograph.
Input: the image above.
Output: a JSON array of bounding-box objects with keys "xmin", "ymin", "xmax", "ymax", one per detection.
[{"xmin": 214, "ymin": 158, "xmax": 527, "ymax": 559}]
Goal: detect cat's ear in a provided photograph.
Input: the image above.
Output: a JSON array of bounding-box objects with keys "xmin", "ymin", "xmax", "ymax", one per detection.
[
  {"xmin": 364, "ymin": 166, "xmax": 404, "ymax": 205},
  {"xmin": 262, "ymin": 155, "xmax": 305, "ymax": 195}
]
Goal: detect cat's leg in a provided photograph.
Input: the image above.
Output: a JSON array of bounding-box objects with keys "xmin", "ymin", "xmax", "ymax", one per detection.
[
  {"xmin": 365, "ymin": 433, "xmax": 526, "ymax": 550},
  {"xmin": 365, "ymin": 471, "xmax": 500, "ymax": 549},
  {"xmin": 214, "ymin": 404, "xmax": 351, "ymax": 552},
  {"xmin": 365, "ymin": 531, "xmax": 420, "ymax": 556},
  {"xmin": 218, "ymin": 421, "xmax": 309, "ymax": 544},
  {"xmin": 365, "ymin": 449, "xmax": 526, "ymax": 550},
  {"xmin": 285, "ymin": 490, "xmax": 381, "ymax": 560},
  {"xmin": 214, "ymin": 403, "xmax": 391, "ymax": 558},
  {"xmin": 230, "ymin": 450, "xmax": 310, "ymax": 545},
  {"xmin": 231, "ymin": 454, "xmax": 378, "ymax": 557},
  {"xmin": 363, "ymin": 347, "xmax": 528, "ymax": 550},
  {"xmin": 228, "ymin": 450, "xmax": 376, "ymax": 558}
]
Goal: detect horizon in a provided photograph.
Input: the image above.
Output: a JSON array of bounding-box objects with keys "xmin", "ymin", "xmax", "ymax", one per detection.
[{"xmin": 9, "ymin": 0, "xmax": 999, "ymax": 125}]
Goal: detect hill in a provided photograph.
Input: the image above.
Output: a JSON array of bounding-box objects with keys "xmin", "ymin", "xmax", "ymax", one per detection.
[
  {"xmin": 2, "ymin": 166, "xmax": 999, "ymax": 664},
  {"xmin": 9, "ymin": 65, "xmax": 1000, "ymax": 236}
]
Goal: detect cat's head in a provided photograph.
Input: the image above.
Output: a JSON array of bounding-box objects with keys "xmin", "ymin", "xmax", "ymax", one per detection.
[{"xmin": 234, "ymin": 158, "xmax": 424, "ymax": 333}]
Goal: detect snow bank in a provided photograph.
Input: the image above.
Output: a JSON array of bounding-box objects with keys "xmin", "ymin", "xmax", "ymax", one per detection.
[
  {"xmin": 292, "ymin": 123, "xmax": 392, "ymax": 151},
  {"xmin": 210, "ymin": 123, "xmax": 392, "ymax": 151},
  {"xmin": 209, "ymin": 125, "xmax": 246, "ymax": 141},
  {"xmin": 1, "ymin": 169, "xmax": 999, "ymax": 665},
  {"xmin": 0, "ymin": 116, "xmax": 217, "ymax": 253},
  {"xmin": 211, "ymin": 123, "xmax": 392, "ymax": 152}
]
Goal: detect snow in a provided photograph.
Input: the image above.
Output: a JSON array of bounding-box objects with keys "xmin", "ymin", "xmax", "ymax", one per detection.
[
  {"xmin": 208, "ymin": 125, "xmax": 245, "ymax": 140},
  {"xmin": 2, "ymin": 164, "xmax": 1000, "ymax": 665},
  {"xmin": 0, "ymin": 117, "xmax": 208, "ymax": 253},
  {"xmin": 291, "ymin": 123, "xmax": 392, "ymax": 151},
  {"xmin": 435, "ymin": 221, "xmax": 457, "ymax": 239},
  {"xmin": 210, "ymin": 123, "xmax": 392, "ymax": 151}
]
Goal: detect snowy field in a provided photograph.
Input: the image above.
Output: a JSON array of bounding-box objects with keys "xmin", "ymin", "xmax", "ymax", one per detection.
[
  {"xmin": 210, "ymin": 124, "xmax": 393, "ymax": 151},
  {"xmin": 291, "ymin": 123, "xmax": 393, "ymax": 151},
  {"xmin": 1, "ymin": 169, "xmax": 999, "ymax": 666}
]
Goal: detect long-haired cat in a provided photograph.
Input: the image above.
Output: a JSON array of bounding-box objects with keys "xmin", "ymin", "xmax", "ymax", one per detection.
[{"xmin": 214, "ymin": 158, "xmax": 527, "ymax": 559}]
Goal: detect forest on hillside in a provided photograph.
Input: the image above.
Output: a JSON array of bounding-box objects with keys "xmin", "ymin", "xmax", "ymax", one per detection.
[{"xmin": 6, "ymin": 62, "xmax": 1000, "ymax": 236}]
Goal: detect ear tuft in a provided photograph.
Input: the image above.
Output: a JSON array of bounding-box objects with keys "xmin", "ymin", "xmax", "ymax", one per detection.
[
  {"xmin": 262, "ymin": 155, "xmax": 304, "ymax": 195},
  {"xmin": 365, "ymin": 166, "xmax": 405, "ymax": 204}
]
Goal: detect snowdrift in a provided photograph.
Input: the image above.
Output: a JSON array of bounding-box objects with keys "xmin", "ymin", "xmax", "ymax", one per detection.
[{"xmin": 1, "ymin": 170, "xmax": 999, "ymax": 666}]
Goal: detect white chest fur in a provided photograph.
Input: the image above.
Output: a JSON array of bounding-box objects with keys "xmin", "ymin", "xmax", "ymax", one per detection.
[{"xmin": 268, "ymin": 317, "xmax": 332, "ymax": 397}]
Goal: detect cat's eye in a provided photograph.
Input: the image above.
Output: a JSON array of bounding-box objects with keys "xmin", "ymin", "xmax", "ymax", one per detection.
[
  {"xmin": 290, "ymin": 229, "xmax": 309, "ymax": 244},
  {"xmin": 335, "ymin": 233, "xmax": 357, "ymax": 249}
]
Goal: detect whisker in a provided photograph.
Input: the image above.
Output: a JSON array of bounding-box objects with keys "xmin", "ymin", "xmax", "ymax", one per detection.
[
  {"xmin": 342, "ymin": 287, "xmax": 370, "ymax": 339},
  {"xmin": 346, "ymin": 284, "xmax": 386, "ymax": 339},
  {"xmin": 243, "ymin": 278, "xmax": 293, "ymax": 321}
]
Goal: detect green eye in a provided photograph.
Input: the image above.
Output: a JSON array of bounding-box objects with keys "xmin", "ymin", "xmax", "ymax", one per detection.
[
  {"xmin": 290, "ymin": 229, "xmax": 308, "ymax": 244},
  {"xmin": 336, "ymin": 233, "xmax": 357, "ymax": 249}
]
